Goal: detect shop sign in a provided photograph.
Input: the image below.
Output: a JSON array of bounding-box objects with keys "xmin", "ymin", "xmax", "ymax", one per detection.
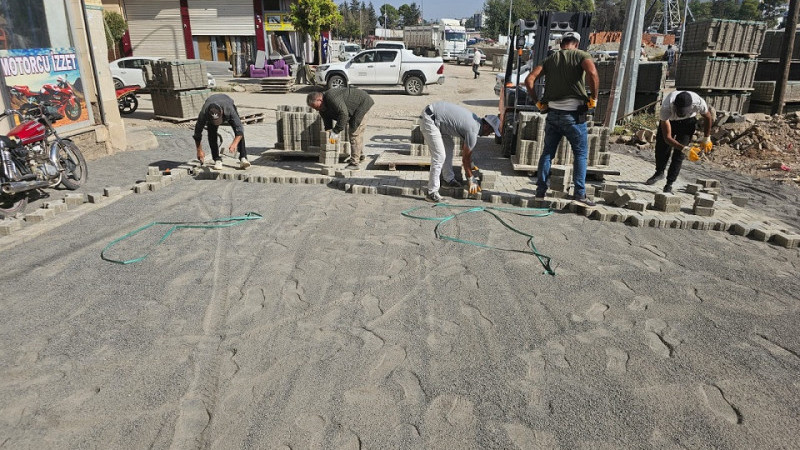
[
  {"xmin": 0, "ymin": 47, "xmax": 90, "ymax": 128},
  {"xmin": 264, "ymin": 14, "xmax": 294, "ymax": 31}
]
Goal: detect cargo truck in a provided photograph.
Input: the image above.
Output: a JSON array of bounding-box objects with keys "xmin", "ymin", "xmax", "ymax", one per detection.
[{"xmin": 404, "ymin": 19, "xmax": 467, "ymax": 61}]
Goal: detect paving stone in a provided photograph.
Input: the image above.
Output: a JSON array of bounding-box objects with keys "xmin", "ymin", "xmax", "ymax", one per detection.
[
  {"xmin": 625, "ymin": 213, "xmax": 647, "ymax": 227},
  {"xmin": 696, "ymin": 178, "xmax": 720, "ymax": 188},
  {"xmin": 748, "ymin": 227, "xmax": 774, "ymax": 242},
  {"xmin": 64, "ymin": 193, "xmax": 85, "ymax": 206},
  {"xmin": 220, "ymin": 173, "xmax": 235, "ymax": 181},
  {"xmin": 731, "ymin": 195, "xmax": 748, "ymax": 207},
  {"xmin": 24, "ymin": 209, "xmax": 55, "ymax": 223},
  {"xmin": 691, "ymin": 218, "xmax": 713, "ymax": 231},
  {"xmin": 693, "ymin": 205, "xmax": 715, "ymax": 216},
  {"xmin": 87, "ymin": 193, "xmax": 106, "ymax": 204},
  {"xmin": 685, "ymin": 183, "xmax": 702, "ymax": 194},
  {"xmin": 0, "ymin": 220, "xmax": 23, "ymax": 235},
  {"xmin": 589, "ymin": 206, "xmax": 613, "ymax": 221},
  {"xmin": 612, "ymin": 190, "xmax": 634, "ymax": 207},
  {"xmin": 145, "ymin": 174, "xmax": 162, "ymax": 183},
  {"xmin": 770, "ymin": 232, "xmax": 800, "ymax": 248},
  {"xmin": 694, "ymin": 193, "xmax": 716, "ymax": 208},
  {"xmin": 321, "ymin": 168, "xmax": 336, "ymax": 176},
  {"xmin": 731, "ymin": 222, "xmax": 754, "ymax": 236},
  {"xmin": 627, "ymin": 199, "xmax": 648, "ymax": 211},
  {"xmin": 147, "ymin": 166, "xmax": 160, "ymax": 176},
  {"xmin": 103, "ymin": 186, "xmax": 122, "ymax": 197},
  {"xmin": 334, "ymin": 170, "xmax": 351, "ymax": 178},
  {"xmin": 700, "ymin": 188, "xmax": 720, "ymax": 199},
  {"xmin": 147, "ymin": 182, "xmax": 162, "ymax": 191},
  {"xmin": 133, "ymin": 183, "xmax": 148, "ymax": 194},
  {"xmin": 43, "ymin": 201, "xmax": 68, "ymax": 213}
]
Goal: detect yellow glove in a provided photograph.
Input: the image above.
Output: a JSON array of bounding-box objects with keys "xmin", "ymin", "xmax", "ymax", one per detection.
[
  {"xmin": 536, "ymin": 101, "xmax": 548, "ymax": 112},
  {"xmin": 701, "ymin": 136, "xmax": 713, "ymax": 153},
  {"xmin": 328, "ymin": 132, "xmax": 339, "ymax": 144},
  {"xmin": 682, "ymin": 145, "xmax": 702, "ymax": 162},
  {"xmin": 468, "ymin": 176, "xmax": 481, "ymax": 195},
  {"xmin": 587, "ymin": 97, "xmax": 597, "ymax": 109}
]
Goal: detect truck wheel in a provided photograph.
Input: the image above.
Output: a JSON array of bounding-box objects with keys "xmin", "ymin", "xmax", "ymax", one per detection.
[
  {"xmin": 404, "ymin": 76, "xmax": 424, "ymax": 96},
  {"xmin": 327, "ymin": 74, "xmax": 346, "ymax": 90}
]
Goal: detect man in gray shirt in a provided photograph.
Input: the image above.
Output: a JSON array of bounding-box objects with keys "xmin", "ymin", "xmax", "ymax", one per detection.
[
  {"xmin": 194, "ymin": 94, "xmax": 249, "ymax": 170},
  {"xmin": 419, "ymin": 101, "xmax": 501, "ymax": 202}
]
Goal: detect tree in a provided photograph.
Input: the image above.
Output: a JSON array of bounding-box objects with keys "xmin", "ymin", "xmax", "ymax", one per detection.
[
  {"xmin": 398, "ymin": 3, "xmax": 422, "ymax": 27},
  {"xmin": 291, "ymin": 0, "xmax": 343, "ymax": 64},
  {"xmin": 103, "ymin": 11, "xmax": 127, "ymax": 60},
  {"xmin": 593, "ymin": 0, "xmax": 625, "ymax": 31},
  {"xmin": 482, "ymin": 0, "xmax": 593, "ymax": 40},
  {"xmin": 367, "ymin": 2, "xmax": 378, "ymax": 34},
  {"xmin": 737, "ymin": 0, "xmax": 760, "ymax": 21},
  {"xmin": 378, "ymin": 4, "xmax": 400, "ymax": 28},
  {"xmin": 760, "ymin": 0, "xmax": 786, "ymax": 27}
]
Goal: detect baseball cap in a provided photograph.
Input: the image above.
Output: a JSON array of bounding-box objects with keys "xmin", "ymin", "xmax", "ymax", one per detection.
[
  {"xmin": 207, "ymin": 104, "xmax": 223, "ymax": 126},
  {"xmin": 483, "ymin": 115, "xmax": 502, "ymax": 136},
  {"xmin": 562, "ymin": 31, "xmax": 581, "ymax": 43},
  {"xmin": 674, "ymin": 91, "xmax": 693, "ymax": 118}
]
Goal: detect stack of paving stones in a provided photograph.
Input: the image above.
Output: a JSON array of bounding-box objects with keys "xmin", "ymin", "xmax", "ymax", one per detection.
[
  {"xmin": 594, "ymin": 61, "xmax": 667, "ymax": 123},
  {"xmin": 511, "ymin": 111, "xmax": 611, "ymax": 170},
  {"xmin": 754, "ymin": 29, "xmax": 800, "ymax": 107},
  {"xmin": 750, "ymin": 81, "xmax": 800, "ymax": 113},
  {"xmin": 678, "ymin": 19, "xmax": 766, "ymax": 115},
  {"xmin": 273, "ymin": 105, "xmax": 350, "ymax": 163},
  {"xmin": 407, "ymin": 118, "xmax": 462, "ymax": 157},
  {"xmin": 149, "ymin": 59, "xmax": 211, "ymax": 119}
]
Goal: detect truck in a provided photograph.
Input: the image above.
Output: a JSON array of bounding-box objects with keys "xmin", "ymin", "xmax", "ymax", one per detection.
[
  {"xmin": 404, "ymin": 19, "xmax": 467, "ymax": 62},
  {"xmin": 314, "ymin": 48, "xmax": 445, "ymax": 95}
]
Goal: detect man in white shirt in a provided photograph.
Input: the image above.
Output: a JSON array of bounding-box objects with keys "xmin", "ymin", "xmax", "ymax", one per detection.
[
  {"xmin": 472, "ymin": 48, "xmax": 483, "ymax": 79},
  {"xmin": 646, "ymin": 91, "xmax": 714, "ymax": 193}
]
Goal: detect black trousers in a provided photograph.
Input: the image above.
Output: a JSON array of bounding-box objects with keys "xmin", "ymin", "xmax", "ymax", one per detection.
[
  {"xmin": 654, "ymin": 116, "xmax": 697, "ymax": 184},
  {"xmin": 207, "ymin": 125, "xmax": 246, "ymax": 161}
]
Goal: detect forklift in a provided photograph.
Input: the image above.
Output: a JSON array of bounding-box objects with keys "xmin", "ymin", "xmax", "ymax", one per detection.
[{"xmin": 498, "ymin": 12, "xmax": 593, "ymax": 157}]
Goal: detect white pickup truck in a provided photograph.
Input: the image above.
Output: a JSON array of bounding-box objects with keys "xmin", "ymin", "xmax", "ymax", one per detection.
[{"xmin": 315, "ymin": 49, "xmax": 444, "ymax": 95}]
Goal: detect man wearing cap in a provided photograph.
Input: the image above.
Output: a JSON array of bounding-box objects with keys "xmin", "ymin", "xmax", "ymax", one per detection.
[
  {"xmin": 307, "ymin": 87, "xmax": 374, "ymax": 170},
  {"xmin": 194, "ymin": 93, "xmax": 249, "ymax": 170},
  {"xmin": 646, "ymin": 90, "xmax": 714, "ymax": 192},
  {"xmin": 524, "ymin": 31, "xmax": 599, "ymax": 206},
  {"xmin": 419, "ymin": 101, "xmax": 501, "ymax": 202}
]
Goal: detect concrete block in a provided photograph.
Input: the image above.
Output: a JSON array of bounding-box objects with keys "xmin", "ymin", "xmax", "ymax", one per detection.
[
  {"xmin": 770, "ymin": 232, "xmax": 800, "ymax": 249},
  {"xmin": 133, "ymin": 183, "xmax": 147, "ymax": 194},
  {"xmin": 696, "ymin": 178, "xmax": 720, "ymax": 188},
  {"xmin": 691, "ymin": 218, "xmax": 713, "ymax": 231},
  {"xmin": 366, "ymin": 186, "xmax": 378, "ymax": 195},
  {"xmin": 694, "ymin": 193, "xmax": 716, "ymax": 208},
  {"xmin": 0, "ymin": 220, "xmax": 23, "ymax": 235},
  {"xmin": 685, "ymin": 183, "xmax": 702, "ymax": 194},
  {"xmin": 385, "ymin": 186, "xmax": 404, "ymax": 196},
  {"xmin": 87, "ymin": 193, "xmax": 106, "ymax": 204},
  {"xmin": 712, "ymin": 220, "xmax": 732, "ymax": 232},
  {"xmin": 24, "ymin": 209, "xmax": 55, "ymax": 223},
  {"xmin": 731, "ymin": 222, "xmax": 754, "ymax": 236},
  {"xmin": 64, "ymin": 193, "xmax": 85, "ymax": 206},
  {"xmin": 147, "ymin": 182, "xmax": 162, "ymax": 191},
  {"xmin": 625, "ymin": 213, "xmax": 647, "ymax": 227},
  {"xmin": 731, "ymin": 195, "xmax": 748, "ymax": 207},
  {"xmin": 748, "ymin": 228, "xmax": 774, "ymax": 242},
  {"xmin": 103, "ymin": 186, "xmax": 122, "ymax": 197},
  {"xmin": 145, "ymin": 174, "xmax": 162, "ymax": 183},
  {"xmin": 700, "ymin": 188, "xmax": 720, "ymax": 199},
  {"xmin": 147, "ymin": 166, "xmax": 160, "ymax": 176},
  {"xmin": 693, "ymin": 205, "xmax": 715, "ymax": 216},
  {"xmin": 43, "ymin": 201, "xmax": 68, "ymax": 213},
  {"xmin": 612, "ymin": 190, "xmax": 635, "ymax": 207},
  {"xmin": 235, "ymin": 173, "xmax": 248, "ymax": 181},
  {"xmin": 590, "ymin": 207, "xmax": 613, "ymax": 221},
  {"xmin": 334, "ymin": 170, "xmax": 351, "ymax": 178},
  {"xmin": 321, "ymin": 167, "xmax": 336, "ymax": 176},
  {"xmin": 627, "ymin": 199, "xmax": 648, "ymax": 211},
  {"xmin": 601, "ymin": 182, "xmax": 618, "ymax": 192}
]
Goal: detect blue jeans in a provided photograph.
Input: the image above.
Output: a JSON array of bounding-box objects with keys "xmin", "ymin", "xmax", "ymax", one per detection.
[{"xmin": 536, "ymin": 109, "xmax": 588, "ymax": 198}]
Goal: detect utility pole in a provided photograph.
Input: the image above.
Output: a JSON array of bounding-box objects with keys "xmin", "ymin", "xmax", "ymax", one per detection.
[
  {"xmin": 507, "ymin": 0, "xmax": 513, "ymax": 40},
  {"xmin": 773, "ymin": 0, "xmax": 800, "ymax": 115},
  {"xmin": 605, "ymin": 0, "xmax": 640, "ymax": 127}
]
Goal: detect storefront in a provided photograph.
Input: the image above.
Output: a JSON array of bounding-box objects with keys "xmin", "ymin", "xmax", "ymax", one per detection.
[
  {"xmin": 0, "ymin": 0, "xmax": 124, "ymax": 155},
  {"xmin": 189, "ymin": 0, "xmax": 256, "ymax": 63}
]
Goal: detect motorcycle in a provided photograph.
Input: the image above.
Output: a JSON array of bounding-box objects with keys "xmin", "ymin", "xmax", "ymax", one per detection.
[
  {"xmin": 116, "ymin": 85, "xmax": 140, "ymax": 115},
  {"xmin": 0, "ymin": 104, "xmax": 89, "ymax": 219},
  {"xmin": 9, "ymin": 76, "xmax": 82, "ymax": 121}
]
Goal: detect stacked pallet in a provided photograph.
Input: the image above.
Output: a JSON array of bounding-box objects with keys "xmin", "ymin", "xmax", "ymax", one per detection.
[
  {"xmin": 677, "ymin": 19, "xmax": 766, "ymax": 114},
  {"xmin": 594, "ymin": 61, "xmax": 668, "ymax": 123},
  {"xmin": 272, "ymin": 105, "xmax": 350, "ymax": 162},
  {"xmin": 150, "ymin": 59, "xmax": 211, "ymax": 120},
  {"xmin": 511, "ymin": 111, "xmax": 612, "ymax": 171},
  {"xmin": 752, "ymin": 29, "xmax": 800, "ymax": 112},
  {"xmin": 260, "ymin": 77, "xmax": 295, "ymax": 94}
]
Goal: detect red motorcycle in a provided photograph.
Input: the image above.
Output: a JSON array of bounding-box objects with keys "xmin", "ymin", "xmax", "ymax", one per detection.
[
  {"xmin": 9, "ymin": 76, "xmax": 82, "ymax": 121},
  {"xmin": 0, "ymin": 104, "xmax": 88, "ymax": 218},
  {"xmin": 116, "ymin": 85, "xmax": 140, "ymax": 115}
]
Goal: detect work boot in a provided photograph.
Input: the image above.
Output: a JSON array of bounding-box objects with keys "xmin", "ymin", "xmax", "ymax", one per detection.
[
  {"xmin": 345, "ymin": 162, "xmax": 359, "ymax": 170},
  {"xmin": 645, "ymin": 172, "xmax": 664, "ymax": 185},
  {"xmin": 240, "ymin": 158, "xmax": 251, "ymax": 169},
  {"xmin": 213, "ymin": 160, "xmax": 223, "ymax": 170},
  {"xmin": 425, "ymin": 191, "xmax": 442, "ymax": 203},
  {"xmin": 663, "ymin": 183, "xmax": 673, "ymax": 193}
]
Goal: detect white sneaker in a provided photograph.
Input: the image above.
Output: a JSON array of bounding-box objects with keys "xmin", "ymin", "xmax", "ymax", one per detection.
[
  {"xmin": 240, "ymin": 158, "xmax": 251, "ymax": 169},
  {"xmin": 213, "ymin": 160, "xmax": 223, "ymax": 170}
]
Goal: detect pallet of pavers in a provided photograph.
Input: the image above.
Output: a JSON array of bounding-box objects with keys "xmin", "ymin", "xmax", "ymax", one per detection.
[
  {"xmin": 267, "ymin": 105, "xmax": 350, "ymax": 160},
  {"xmin": 682, "ymin": 19, "xmax": 766, "ymax": 57}
]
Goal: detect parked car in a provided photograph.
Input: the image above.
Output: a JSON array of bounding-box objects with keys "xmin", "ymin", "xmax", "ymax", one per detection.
[
  {"xmin": 494, "ymin": 60, "xmax": 533, "ymax": 96},
  {"xmin": 315, "ymin": 49, "xmax": 444, "ymax": 95},
  {"xmin": 339, "ymin": 43, "xmax": 362, "ymax": 61},
  {"xmin": 109, "ymin": 57, "xmax": 216, "ymax": 90},
  {"xmin": 456, "ymin": 48, "xmax": 486, "ymax": 66}
]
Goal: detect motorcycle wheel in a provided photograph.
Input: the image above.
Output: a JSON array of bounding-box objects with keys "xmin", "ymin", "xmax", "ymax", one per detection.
[
  {"xmin": 118, "ymin": 94, "xmax": 138, "ymax": 114},
  {"xmin": 0, "ymin": 193, "xmax": 28, "ymax": 219},
  {"xmin": 65, "ymin": 100, "xmax": 81, "ymax": 121},
  {"xmin": 56, "ymin": 139, "xmax": 88, "ymax": 190}
]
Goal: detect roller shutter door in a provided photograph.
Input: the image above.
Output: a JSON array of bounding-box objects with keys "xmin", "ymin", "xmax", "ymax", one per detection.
[
  {"xmin": 189, "ymin": 0, "xmax": 254, "ymax": 36},
  {"xmin": 124, "ymin": 1, "xmax": 186, "ymax": 58}
]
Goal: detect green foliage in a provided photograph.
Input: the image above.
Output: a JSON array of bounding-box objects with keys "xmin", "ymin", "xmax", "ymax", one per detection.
[
  {"xmin": 398, "ymin": 3, "xmax": 421, "ymax": 27},
  {"xmin": 593, "ymin": 0, "xmax": 626, "ymax": 31},
  {"xmin": 103, "ymin": 11, "xmax": 127, "ymax": 49},
  {"xmin": 482, "ymin": 0, "xmax": 594, "ymax": 40},
  {"xmin": 760, "ymin": 0, "xmax": 786, "ymax": 27},
  {"xmin": 379, "ymin": 4, "xmax": 400, "ymax": 28},
  {"xmin": 291, "ymin": 0, "xmax": 343, "ymax": 63}
]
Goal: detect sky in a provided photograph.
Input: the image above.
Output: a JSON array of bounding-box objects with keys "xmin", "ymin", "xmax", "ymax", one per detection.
[{"xmin": 374, "ymin": 0, "xmax": 486, "ymax": 22}]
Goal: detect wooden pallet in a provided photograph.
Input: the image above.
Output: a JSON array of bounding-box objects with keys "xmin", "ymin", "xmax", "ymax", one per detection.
[
  {"xmin": 681, "ymin": 50, "xmax": 760, "ymax": 58},
  {"xmin": 239, "ymin": 112, "xmax": 266, "ymax": 124},
  {"xmin": 154, "ymin": 115, "xmax": 195, "ymax": 123},
  {"xmin": 154, "ymin": 112, "xmax": 265, "ymax": 125},
  {"xmin": 260, "ymin": 77, "xmax": 295, "ymax": 94},
  {"xmin": 373, "ymin": 150, "xmax": 461, "ymax": 171},
  {"xmin": 511, "ymin": 163, "xmax": 620, "ymax": 176},
  {"xmin": 261, "ymin": 149, "xmax": 322, "ymax": 159}
]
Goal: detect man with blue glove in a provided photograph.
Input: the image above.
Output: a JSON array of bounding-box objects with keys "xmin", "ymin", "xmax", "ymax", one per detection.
[{"xmin": 419, "ymin": 101, "xmax": 502, "ymax": 202}]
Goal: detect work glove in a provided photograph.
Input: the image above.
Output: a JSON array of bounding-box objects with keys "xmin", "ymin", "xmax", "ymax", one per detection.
[
  {"xmin": 468, "ymin": 176, "xmax": 481, "ymax": 195},
  {"xmin": 701, "ymin": 136, "xmax": 713, "ymax": 153},
  {"xmin": 587, "ymin": 97, "xmax": 597, "ymax": 109},
  {"xmin": 536, "ymin": 101, "xmax": 548, "ymax": 112},
  {"xmin": 329, "ymin": 132, "xmax": 339, "ymax": 144},
  {"xmin": 681, "ymin": 145, "xmax": 702, "ymax": 162}
]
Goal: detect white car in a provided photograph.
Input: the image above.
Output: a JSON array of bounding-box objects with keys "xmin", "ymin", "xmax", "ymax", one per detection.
[
  {"xmin": 456, "ymin": 48, "xmax": 486, "ymax": 66},
  {"xmin": 110, "ymin": 57, "xmax": 216, "ymax": 90},
  {"xmin": 338, "ymin": 44, "xmax": 362, "ymax": 61},
  {"xmin": 494, "ymin": 65, "xmax": 531, "ymax": 96}
]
